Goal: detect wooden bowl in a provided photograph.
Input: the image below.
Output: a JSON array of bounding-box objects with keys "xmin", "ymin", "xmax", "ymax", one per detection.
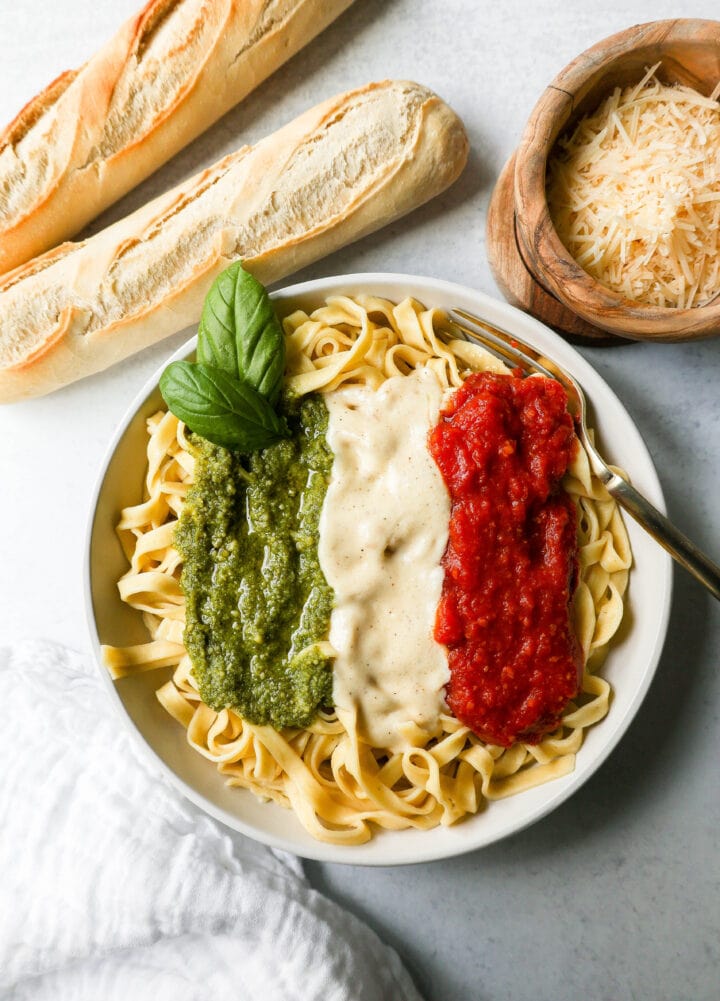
[{"xmin": 507, "ymin": 19, "xmax": 720, "ymax": 342}]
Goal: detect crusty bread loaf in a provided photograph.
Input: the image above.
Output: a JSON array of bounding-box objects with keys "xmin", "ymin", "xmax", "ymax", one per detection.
[
  {"xmin": 0, "ymin": 81, "xmax": 468, "ymax": 403},
  {"xmin": 0, "ymin": 0, "xmax": 354, "ymax": 276}
]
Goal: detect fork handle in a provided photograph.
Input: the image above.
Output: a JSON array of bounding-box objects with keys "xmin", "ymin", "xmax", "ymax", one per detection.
[{"xmin": 605, "ymin": 474, "xmax": 720, "ymax": 601}]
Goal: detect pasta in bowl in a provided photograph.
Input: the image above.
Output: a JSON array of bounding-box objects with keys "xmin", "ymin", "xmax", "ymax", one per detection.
[{"xmin": 85, "ymin": 274, "xmax": 671, "ymax": 864}]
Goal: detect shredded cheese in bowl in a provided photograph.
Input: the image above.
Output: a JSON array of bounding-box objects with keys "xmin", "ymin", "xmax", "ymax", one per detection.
[{"xmin": 547, "ymin": 64, "xmax": 720, "ymax": 309}]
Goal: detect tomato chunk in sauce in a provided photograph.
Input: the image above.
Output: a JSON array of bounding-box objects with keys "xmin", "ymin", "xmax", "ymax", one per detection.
[{"xmin": 429, "ymin": 371, "xmax": 581, "ymax": 747}]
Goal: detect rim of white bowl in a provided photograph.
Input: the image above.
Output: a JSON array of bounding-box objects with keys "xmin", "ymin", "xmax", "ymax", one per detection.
[{"xmin": 84, "ymin": 273, "xmax": 673, "ymax": 866}]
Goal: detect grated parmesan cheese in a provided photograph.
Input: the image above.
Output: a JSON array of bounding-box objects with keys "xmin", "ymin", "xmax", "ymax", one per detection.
[{"xmin": 547, "ymin": 65, "xmax": 720, "ymax": 308}]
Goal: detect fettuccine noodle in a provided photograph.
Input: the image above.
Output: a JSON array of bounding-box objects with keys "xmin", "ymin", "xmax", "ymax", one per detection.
[{"xmin": 103, "ymin": 296, "xmax": 631, "ymax": 844}]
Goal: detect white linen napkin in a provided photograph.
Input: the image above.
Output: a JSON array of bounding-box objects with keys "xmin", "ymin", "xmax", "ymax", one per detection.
[{"xmin": 0, "ymin": 641, "xmax": 422, "ymax": 1001}]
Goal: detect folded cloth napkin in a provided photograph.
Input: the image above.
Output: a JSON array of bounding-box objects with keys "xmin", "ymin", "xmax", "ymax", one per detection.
[{"xmin": 0, "ymin": 641, "xmax": 422, "ymax": 1001}]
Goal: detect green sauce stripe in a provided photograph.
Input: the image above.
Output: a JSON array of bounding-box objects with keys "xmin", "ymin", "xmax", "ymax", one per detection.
[{"xmin": 175, "ymin": 393, "xmax": 334, "ymax": 729}]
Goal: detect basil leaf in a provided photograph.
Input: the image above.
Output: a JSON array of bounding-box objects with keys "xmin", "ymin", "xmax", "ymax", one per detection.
[
  {"xmin": 159, "ymin": 360, "xmax": 289, "ymax": 452},
  {"xmin": 197, "ymin": 263, "xmax": 285, "ymax": 404}
]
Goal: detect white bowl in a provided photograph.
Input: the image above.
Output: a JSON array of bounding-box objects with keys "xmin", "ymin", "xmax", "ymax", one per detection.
[{"xmin": 85, "ymin": 273, "xmax": 672, "ymax": 866}]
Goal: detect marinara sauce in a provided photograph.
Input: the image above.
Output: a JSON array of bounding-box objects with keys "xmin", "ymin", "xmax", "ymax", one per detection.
[{"xmin": 429, "ymin": 371, "xmax": 581, "ymax": 747}]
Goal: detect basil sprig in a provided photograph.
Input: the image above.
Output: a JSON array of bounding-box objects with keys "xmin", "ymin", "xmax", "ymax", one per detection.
[
  {"xmin": 197, "ymin": 262, "xmax": 285, "ymax": 405},
  {"xmin": 160, "ymin": 264, "xmax": 289, "ymax": 452},
  {"xmin": 159, "ymin": 361, "xmax": 289, "ymax": 451}
]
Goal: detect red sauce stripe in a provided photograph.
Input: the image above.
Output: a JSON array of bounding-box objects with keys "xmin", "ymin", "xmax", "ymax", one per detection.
[{"xmin": 429, "ymin": 372, "xmax": 581, "ymax": 747}]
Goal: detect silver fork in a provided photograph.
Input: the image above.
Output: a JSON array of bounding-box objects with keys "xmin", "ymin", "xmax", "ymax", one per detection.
[{"xmin": 450, "ymin": 307, "xmax": 720, "ymax": 602}]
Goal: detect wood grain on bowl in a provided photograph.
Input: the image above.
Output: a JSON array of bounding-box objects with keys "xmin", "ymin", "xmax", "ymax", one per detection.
[
  {"xmin": 487, "ymin": 154, "xmax": 624, "ymax": 344},
  {"xmin": 490, "ymin": 19, "xmax": 720, "ymax": 342}
]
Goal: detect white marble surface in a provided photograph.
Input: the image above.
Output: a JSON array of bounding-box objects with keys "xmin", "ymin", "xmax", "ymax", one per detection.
[{"xmin": 1, "ymin": 1, "xmax": 719, "ymax": 999}]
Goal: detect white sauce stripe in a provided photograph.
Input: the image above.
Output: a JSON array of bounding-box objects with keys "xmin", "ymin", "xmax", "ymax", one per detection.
[{"xmin": 319, "ymin": 369, "xmax": 451, "ymax": 751}]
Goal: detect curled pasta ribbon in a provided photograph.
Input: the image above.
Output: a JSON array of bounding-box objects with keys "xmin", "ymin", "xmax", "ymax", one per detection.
[{"xmin": 104, "ymin": 296, "xmax": 632, "ymax": 844}]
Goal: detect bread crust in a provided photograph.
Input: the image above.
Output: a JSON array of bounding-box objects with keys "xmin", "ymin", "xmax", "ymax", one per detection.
[
  {"xmin": 0, "ymin": 0, "xmax": 354, "ymax": 275},
  {"xmin": 0, "ymin": 81, "xmax": 469, "ymax": 402}
]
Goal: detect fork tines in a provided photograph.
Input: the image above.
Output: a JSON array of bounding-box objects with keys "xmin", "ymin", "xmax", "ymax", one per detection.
[{"xmin": 449, "ymin": 308, "xmax": 556, "ymax": 382}]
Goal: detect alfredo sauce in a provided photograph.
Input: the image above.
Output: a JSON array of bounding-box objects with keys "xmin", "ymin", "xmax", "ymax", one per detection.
[{"xmin": 319, "ymin": 369, "xmax": 451, "ymax": 751}]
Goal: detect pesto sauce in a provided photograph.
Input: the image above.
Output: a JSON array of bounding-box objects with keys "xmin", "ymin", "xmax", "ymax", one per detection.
[{"xmin": 175, "ymin": 393, "xmax": 334, "ymax": 728}]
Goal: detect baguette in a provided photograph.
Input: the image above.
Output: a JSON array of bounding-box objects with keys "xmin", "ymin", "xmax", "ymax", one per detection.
[
  {"xmin": 0, "ymin": 0, "xmax": 354, "ymax": 275},
  {"xmin": 0, "ymin": 81, "xmax": 468, "ymax": 403}
]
